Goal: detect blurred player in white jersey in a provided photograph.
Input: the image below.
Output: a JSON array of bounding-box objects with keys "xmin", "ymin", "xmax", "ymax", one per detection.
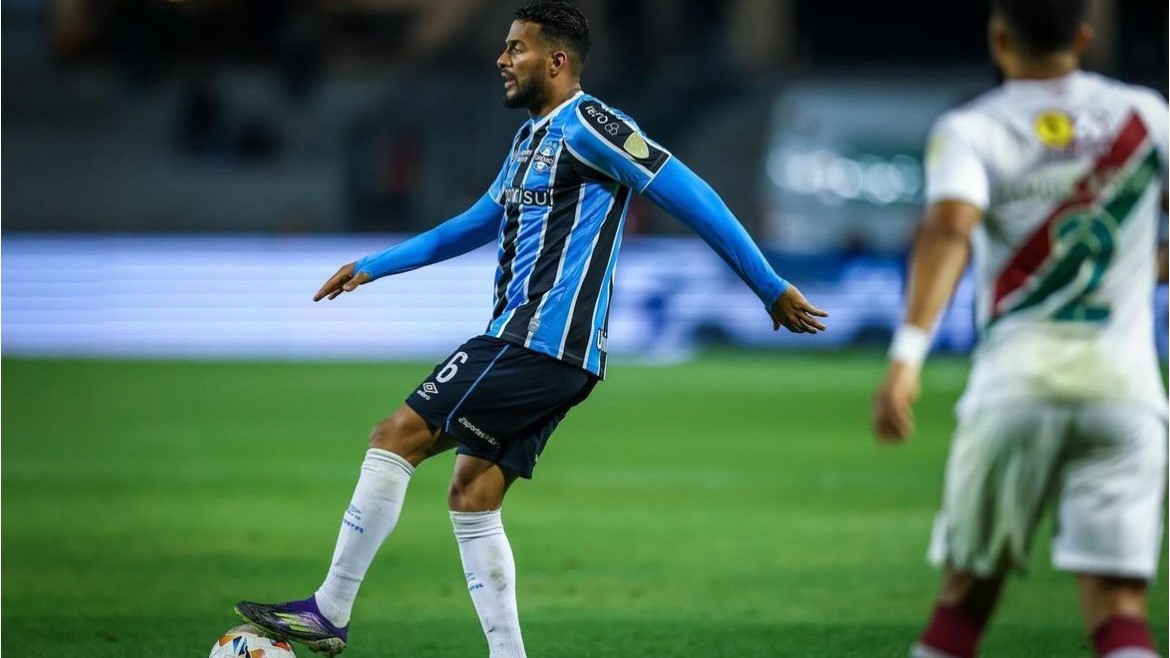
[{"xmin": 872, "ymin": 1, "xmax": 1168, "ymax": 657}]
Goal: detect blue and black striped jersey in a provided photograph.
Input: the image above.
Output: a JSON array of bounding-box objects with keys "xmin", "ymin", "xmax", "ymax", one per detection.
[
  {"xmin": 482, "ymin": 92, "xmax": 671, "ymax": 377},
  {"xmin": 353, "ymin": 91, "xmax": 789, "ymax": 380}
]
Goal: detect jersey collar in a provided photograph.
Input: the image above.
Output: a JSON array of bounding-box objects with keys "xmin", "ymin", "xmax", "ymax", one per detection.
[
  {"xmin": 530, "ymin": 91, "xmax": 584, "ymax": 131},
  {"xmin": 1002, "ymin": 69, "xmax": 1083, "ymax": 92}
]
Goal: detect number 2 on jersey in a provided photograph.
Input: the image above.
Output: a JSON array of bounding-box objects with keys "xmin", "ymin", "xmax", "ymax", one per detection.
[{"xmin": 1040, "ymin": 206, "xmax": 1116, "ymax": 322}]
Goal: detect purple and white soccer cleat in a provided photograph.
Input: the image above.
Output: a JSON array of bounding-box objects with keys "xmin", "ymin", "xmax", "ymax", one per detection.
[{"xmin": 234, "ymin": 595, "xmax": 348, "ymax": 656}]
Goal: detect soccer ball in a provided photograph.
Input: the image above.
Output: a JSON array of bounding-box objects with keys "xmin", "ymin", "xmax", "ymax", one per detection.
[{"xmin": 209, "ymin": 624, "xmax": 296, "ymax": 658}]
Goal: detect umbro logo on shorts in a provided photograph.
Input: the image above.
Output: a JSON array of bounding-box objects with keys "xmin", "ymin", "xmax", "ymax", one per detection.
[{"xmin": 416, "ymin": 381, "xmax": 440, "ymax": 400}]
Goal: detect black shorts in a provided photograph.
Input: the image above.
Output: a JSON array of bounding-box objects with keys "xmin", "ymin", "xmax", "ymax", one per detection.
[{"xmin": 404, "ymin": 335, "xmax": 597, "ymax": 478}]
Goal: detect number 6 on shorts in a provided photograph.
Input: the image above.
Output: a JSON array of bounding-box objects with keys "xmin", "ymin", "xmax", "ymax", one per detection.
[{"xmin": 436, "ymin": 352, "xmax": 468, "ymax": 383}]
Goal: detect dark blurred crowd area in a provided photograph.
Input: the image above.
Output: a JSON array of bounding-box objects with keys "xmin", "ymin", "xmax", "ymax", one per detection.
[{"xmin": 4, "ymin": 0, "xmax": 1166, "ymax": 239}]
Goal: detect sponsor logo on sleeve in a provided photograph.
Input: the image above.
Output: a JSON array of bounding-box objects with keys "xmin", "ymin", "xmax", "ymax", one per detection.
[
  {"xmin": 582, "ymin": 103, "xmax": 613, "ymax": 126},
  {"xmin": 578, "ymin": 100, "xmax": 665, "ymax": 169},
  {"xmin": 583, "ymin": 102, "xmax": 633, "ymax": 139}
]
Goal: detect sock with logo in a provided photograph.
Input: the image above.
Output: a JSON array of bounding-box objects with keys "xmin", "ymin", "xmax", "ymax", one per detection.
[
  {"xmin": 912, "ymin": 603, "xmax": 992, "ymax": 658},
  {"xmin": 314, "ymin": 448, "xmax": 414, "ymax": 627},
  {"xmin": 451, "ymin": 509, "xmax": 526, "ymax": 658},
  {"xmin": 1092, "ymin": 616, "xmax": 1160, "ymax": 658}
]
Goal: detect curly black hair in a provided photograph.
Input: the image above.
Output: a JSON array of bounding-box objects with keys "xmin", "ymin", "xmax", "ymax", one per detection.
[
  {"xmin": 993, "ymin": 0, "xmax": 1090, "ymax": 56},
  {"xmin": 514, "ymin": 1, "xmax": 591, "ymax": 66}
]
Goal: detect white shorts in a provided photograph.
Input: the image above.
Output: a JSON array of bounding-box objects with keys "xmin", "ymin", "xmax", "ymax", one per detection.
[{"xmin": 928, "ymin": 401, "xmax": 1167, "ymax": 579}]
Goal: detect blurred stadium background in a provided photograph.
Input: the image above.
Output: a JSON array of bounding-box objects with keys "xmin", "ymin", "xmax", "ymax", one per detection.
[{"xmin": 2, "ymin": 1, "xmax": 1167, "ymax": 656}]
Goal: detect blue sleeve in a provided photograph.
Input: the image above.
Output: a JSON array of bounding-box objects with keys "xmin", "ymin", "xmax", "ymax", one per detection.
[
  {"xmin": 353, "ymin": 192, "xmax": 502, "ymax": 280},
  {"xmin": 562, "ymin": 99, "xmax": 672, "ymax": 193},
  {"xmin": 643, "ymin": 157, "xmax": 789, "ymax": 307}
]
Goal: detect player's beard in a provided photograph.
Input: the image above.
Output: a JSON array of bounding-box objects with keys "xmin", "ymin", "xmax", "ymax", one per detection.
[{"xmin": 503, "ymin": 75, "xmax": 547, "ymax": 112}]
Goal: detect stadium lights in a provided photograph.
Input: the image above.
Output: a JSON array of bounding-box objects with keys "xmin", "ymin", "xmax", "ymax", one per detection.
[{"xmin": 768, "ymin": 149, "xmax": 924, "ymax": 205}]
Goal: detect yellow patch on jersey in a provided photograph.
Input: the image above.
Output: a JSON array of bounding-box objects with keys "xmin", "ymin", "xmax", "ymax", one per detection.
[
  {"xmin": 925, "ymin": 134, "xmax": 946, "ymax": 165},
  {"xmin": 1034, "ymin": 110, "xmax": 1075, "ymax": 149},
  {"xmin": 623, "ymin": 133, "xmax": 650, "ymax": 159}
]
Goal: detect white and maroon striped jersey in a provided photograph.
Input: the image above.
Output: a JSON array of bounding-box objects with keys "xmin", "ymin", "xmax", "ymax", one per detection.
[{"xmin": 925, "ymin": 70, "xmax": 1168, "ymax": 415}]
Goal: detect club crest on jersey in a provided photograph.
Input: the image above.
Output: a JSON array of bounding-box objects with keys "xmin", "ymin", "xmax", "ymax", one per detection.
[
  {"xmin": 1035, "ymin": 110, "xmax": 1075, "ymax": 149},
  {"xmin": 1034, "ymin": 109, "xmax": 1110, "ymax": 158},
  {"xmin": 532, "ymin": 143, "xmax": 558, "ymax": 172}
]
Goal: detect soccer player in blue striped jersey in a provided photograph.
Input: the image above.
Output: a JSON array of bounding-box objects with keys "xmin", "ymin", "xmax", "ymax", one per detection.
[{"xmin": 236, "ymin": 3, "xmax": 827, "ymax": 656}]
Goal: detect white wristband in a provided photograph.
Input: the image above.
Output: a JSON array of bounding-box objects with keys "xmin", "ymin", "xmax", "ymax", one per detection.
[{"xmin": 888, "ymin": 324, "xmax": 931, "ymax": 367}]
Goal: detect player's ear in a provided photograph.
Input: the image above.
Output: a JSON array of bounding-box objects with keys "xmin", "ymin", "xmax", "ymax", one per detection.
[
  {"xmin": 987, "ymin": 16, "xmax": 1011, "ymax": 63},
  {"xmin": 549, "ymin": 50, "xmax": 568, "ymax": 77},
  {"xmin": 1073, "ymin": 22, "xmax": 1094, "ymax": 55}
]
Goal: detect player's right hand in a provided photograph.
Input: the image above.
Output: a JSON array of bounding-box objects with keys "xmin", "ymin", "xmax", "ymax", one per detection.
[
  {"xmin": 313, "ymin": 262, "xmax": 372, "ymax": 302},
  {"xmin": 873, "ymin": 362, "xmax": 920, "ymax": 443},
  {"xmin": 769, "ymin": 285, "xmax": 829, "ymax": 333}
]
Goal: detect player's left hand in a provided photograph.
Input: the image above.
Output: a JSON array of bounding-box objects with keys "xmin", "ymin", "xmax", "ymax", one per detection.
[
  {"xmin": 769, "ymin": 285, "xmax": 829, "ymax": 333},
  {"xmin": 313, "ymin": 262, "xmax": 372, "ymax": 302},
  {"xmin": 873, "ymin": 362, "xmax": 921, "ymax": 443}
]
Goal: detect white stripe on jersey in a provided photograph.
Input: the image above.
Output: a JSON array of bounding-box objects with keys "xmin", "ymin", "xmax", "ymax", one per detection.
[
  {"xmin": 494, "ymin": 133, "xmax": 561, "ymax": 334},
  {"xmin": 581, "ymin": 194, "xmax": 629, "ymax": 368},
  {"xmin": 562, "ymin": 140, "xmax": 609, "ymax": 180},
  {"xmin": 557, "ymin": 194, "xmax": 618, "ymax": 359},
  {"xmin": 526, "ymin": 183, "xmax": 588, "ymax": 348},
  {"xmin": 490, "ymin": 128, "xmax": 551, "ymax": 334}
]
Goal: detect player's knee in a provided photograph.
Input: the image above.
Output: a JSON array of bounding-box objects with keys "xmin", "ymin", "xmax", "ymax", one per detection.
[
  {"xmin": 1079, "ymin": 574, "xmax": 1148, "ymax": 618},
  {"xmin": 366, "ymin": 418, "xmax": 397, "ymax": 450},
  {"xmin": 446, "ymin": 480, "xmax": 473, "ymax": 511},
  {"xmin": 447, "ymin": 479, "xmax": 497, "ymax": 513},
  {"xmin": 939, "ymin": 569, "xmax": 1004, "ymax": 614},
  {"xmin": 367, "ymin": 408, "xmax": 431, "ymax": 456}
]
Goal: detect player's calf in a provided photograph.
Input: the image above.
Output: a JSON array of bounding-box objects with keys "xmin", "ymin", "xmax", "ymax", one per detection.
[
  {"xmin": 912, "ymin": 571, "xmax": 1003, "ymax": 658},
  {"xmin": 1080, "ymin": 575, "xmax": 1160, "ymax": 658}
]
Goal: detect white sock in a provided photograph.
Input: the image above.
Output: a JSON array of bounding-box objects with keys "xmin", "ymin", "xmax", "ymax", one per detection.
[
  {"xmin": 314, "ymin": 448, "xmax": 414, "ymax": 627},
  {"xmin": 1103, "ymin": 650, "xmax": 1161, "ymax": 658},
  {"xmin": 451, "ymin": 509, "xmax": 526, "ymax": 658},
  {"xmin": 911, "ymin": 643, "xmax": 963, "ymax": 658}
]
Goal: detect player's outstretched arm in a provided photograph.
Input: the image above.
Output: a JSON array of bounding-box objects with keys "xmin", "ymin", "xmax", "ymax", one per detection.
[
  {"xmin": 642, "ymin": 158, "xmax": 828, "ymax": 333},
  {"xmin": 314, "ymin": 193, "xmax": 503, "ymax": 302},
  {"xmin": 563, "ymin": 100, "xmax": 824, "ymax": 332},
  {"xmin": 873, "ymin": 200, "xmax": 980, "ymax": 442},
  {"xmin": 874, "ymin": 111, "xmax": 987, "ymax": 443}
]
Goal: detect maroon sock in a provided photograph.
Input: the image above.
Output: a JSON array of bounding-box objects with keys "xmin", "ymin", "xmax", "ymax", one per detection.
[
  {"xmin": 918, "ymin": 604, "xmax": 987, "ymax": 658},
  {"xmin": 1092, "ymin": 616, "xmax": 1157, "ymax": 657}
]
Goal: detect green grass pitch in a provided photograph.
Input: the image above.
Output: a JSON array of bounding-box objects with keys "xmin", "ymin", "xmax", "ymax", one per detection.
[{"xmin": 2, "ymin": 354, "xmax": 1166, "ymax": 657}]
